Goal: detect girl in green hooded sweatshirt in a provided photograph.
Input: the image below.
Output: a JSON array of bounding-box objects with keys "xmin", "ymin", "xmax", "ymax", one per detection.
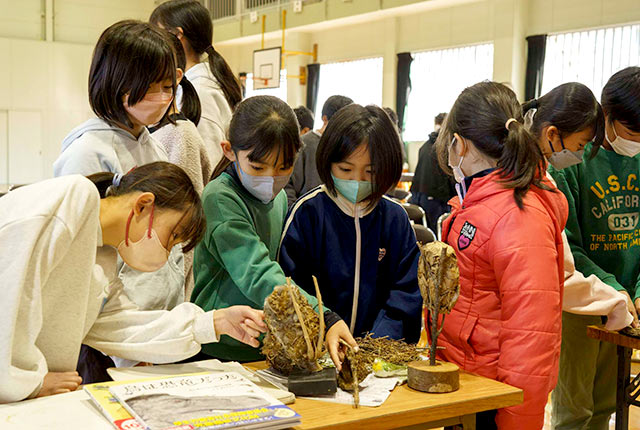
[{"xmin": 192, "ymin": 95, "xmax": 357, "ymax": 368}]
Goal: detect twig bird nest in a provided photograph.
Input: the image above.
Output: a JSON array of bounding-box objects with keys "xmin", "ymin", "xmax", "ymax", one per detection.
[
  {"xmin": 418, "ymin": 242, "xmax": 460, "ymax": 312},
  {"xmin": 262, "ymin": 278, "xmax": 325, "ymax": 375},
  {"xmin": 338, "ymin": 334, "xmax": 423, "ymax": 391}
]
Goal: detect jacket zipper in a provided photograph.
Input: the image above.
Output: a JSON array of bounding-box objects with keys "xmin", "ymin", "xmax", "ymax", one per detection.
[{"xmin": 350, "ymin": 205, "xmax": 362, "ymax": 334}]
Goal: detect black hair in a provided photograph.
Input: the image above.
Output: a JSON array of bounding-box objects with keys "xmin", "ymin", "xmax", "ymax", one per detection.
[
  {"xmin": 435, "ymin": 113, "xmax": 447, "ymax": 126},
  {"xmin": 89, "ymin": 20, "xmax": 176, "ymax": 129},
  {"xmin": 601, "ymin": 66, "xmax": 640, "ymax": 133},
  {"xmin": 316, "ymin": 104, "xmax": 403, "ymax": 208},
  {"xmin": 437, "ymin": 81, "xmax": 549, "ymax": 209},
  {"xmin": 151, "ymin": 0, "xmax": 242, "ymax": 110},
  {"xmin": 211, "ymin": 96, "xmax": 302, "ymax": 179},
  {"xmin": 294, "ymin": 106, "xmax": 315, "ymax": 131},
  {"xmin": 87, "ymin": 162, "xmax": 205, "ymax": 253},
  {"xmin": 321, "ymin": 95, "xmax": 354, "ymax": 121},
  {"xmin": 383, "ymin": 107, "xmax": 399, "ymax": 129},
  {"xmin": 523, "ymin": 82, "xmax": 604, "ymax": 158},
  {"xmin": 168, "ymin": 32, "xmax": 202, "ymax": 125}
]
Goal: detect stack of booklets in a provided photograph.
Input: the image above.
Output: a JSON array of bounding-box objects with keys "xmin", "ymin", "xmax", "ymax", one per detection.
[{"xmin": 84, "ymin": 372, "xmax": 301, "ymax": 430}]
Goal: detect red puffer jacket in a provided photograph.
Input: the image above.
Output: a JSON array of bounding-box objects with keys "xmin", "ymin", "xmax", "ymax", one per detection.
[{"xmin": 439, "ymin": 171, "xmax": 568, "ymax": 430}]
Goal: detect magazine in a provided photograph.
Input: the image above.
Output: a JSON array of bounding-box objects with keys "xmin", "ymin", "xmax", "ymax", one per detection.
[{"xmin": 109, "ymin": 372, "xmax": 301, "ymax": 430}]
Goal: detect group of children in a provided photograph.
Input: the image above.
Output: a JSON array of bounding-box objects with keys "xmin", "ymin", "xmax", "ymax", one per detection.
[{"xmin": 1, "ymin": 1, "xmax": 639, "ymax": 429}]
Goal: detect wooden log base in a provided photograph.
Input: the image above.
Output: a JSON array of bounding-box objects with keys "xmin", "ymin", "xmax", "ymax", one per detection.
[{"xmin": 407, "ymin": 360, "xmax": 460, "ymax": 393}]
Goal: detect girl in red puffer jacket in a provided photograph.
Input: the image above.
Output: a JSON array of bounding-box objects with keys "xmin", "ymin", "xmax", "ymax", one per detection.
[{"xmin": 436, "ymin": 82, "xmax": 568, "ymax": 430}]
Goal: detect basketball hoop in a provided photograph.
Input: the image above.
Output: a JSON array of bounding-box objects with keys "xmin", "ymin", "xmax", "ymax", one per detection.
[{"xmin": 253, "ymin": 47, "xmax": 281, "ymax": 90}]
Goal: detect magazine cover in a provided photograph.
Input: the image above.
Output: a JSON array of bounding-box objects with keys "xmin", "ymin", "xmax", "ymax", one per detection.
[
  {"xmin": 84, "ymin": 382, "xmax": 144, "ymax": 430},
  {"xmin": 109, "ymin": 372, "xmax": 301, "ymax": 430}
]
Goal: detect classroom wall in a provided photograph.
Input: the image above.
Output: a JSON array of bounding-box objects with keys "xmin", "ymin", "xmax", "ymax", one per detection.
[
  {"xmin": 0, "ymin": 0, "xmax": 156, "ymax": 184},
  {"xmin": 216, "ymin": 0, "xmax": 640, "ymax": 109}
]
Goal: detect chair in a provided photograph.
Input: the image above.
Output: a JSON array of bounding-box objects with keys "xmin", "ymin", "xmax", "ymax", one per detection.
[
  {"xmin": 401, "ymin": 203, "xmax": 427, "ymax": 227},
  {"xmin": 436, "ymin": 212, "xmax": 451, "ymax": 241},
  {"xmin": 391, "ymin": 188, "xmax": 411, "ymax": 201},
  {"xmin": 413, "ymin": 224, "xmax": 436, "ymax": 245}
]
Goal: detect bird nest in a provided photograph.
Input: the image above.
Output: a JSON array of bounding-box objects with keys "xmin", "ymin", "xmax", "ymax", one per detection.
[
  {"xmin": 262, "ymin": 278, "xmax": 325, "ymax": 375},
  {"xmin": 337, "ymin": 334, "xmax": 422, "ymax": 391}
]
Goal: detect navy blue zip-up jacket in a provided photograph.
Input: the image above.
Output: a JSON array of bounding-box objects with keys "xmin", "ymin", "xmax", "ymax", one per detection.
[{"xmin": 278, "ymin": 186, "xmax": 422, "ymax": 342}]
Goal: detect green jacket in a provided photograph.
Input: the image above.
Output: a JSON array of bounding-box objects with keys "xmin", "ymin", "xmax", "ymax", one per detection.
[
  {"xmin": 192, "ymin": 170, "xmax": 324, "ymax": 361},
  {"xmin": 550, "ymin": 143, "xmax": 640, "ymax": 300}
]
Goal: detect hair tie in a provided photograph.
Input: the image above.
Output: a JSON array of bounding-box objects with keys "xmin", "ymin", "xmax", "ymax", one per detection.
[
  {"xmin": 530, "ymin": 98, "xmax": 539, "ymax": 109},
  {"xmin": 112, "ymin": 173, "xmax": 123, "ymax": 187},
  {"xmin": 505, "ymin": 118, "xmax": 518, "ymax": 130},
  {"xmin": 206, "ymin": 45, "xmax": 215, "ymax": 53}
]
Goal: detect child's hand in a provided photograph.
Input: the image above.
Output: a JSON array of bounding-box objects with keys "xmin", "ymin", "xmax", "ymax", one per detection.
[
  {"xmin": 214, "ymin": 306, "xmax": 267, "ymax": 348},
  {"xmin": 620, "ymin": 290, "xmax": 639, "ymax": 328},
  {"xmin": 325, "ymin": 320, "xmax": 359, "ymax": 371},
  {"xmin": 36, "ymin": 371, "xmax": 82, "ymax": 398}
]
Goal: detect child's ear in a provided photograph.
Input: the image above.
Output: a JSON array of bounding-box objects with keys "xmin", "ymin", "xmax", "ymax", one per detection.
[
  {"xmin": 221, "ymin": 141, "xmax": 236, "ymax": 162},
  {"xmin": 133, "ymin": 192, "xmax": 155, "ymax": 216},
  {"xmin": 175, "ymin": 27, "xmax": 185, "ymax": 39},
  {"xmin": 176, "ymin": 68, "xmax": 184, "ymax": 85}
]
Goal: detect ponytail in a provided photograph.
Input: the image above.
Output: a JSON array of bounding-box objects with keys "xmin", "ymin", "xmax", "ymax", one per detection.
[
  {"xmin": 205, "ymin": 46, "xmax": 242, "ymax": 110},
  {"xmin": 86, "ymin": 162, "xmax": 206, "ymax": 252},
  {"xmin": 178, "ymin": 76, "xmax": 202, "ymax": 125},
  {"xmin": 437, "ymin": 81, "xmax": 549, "ymax": 209},
  {"xmin": 150, "ymin": 0, "xmax": 242, "ymax": 111}
]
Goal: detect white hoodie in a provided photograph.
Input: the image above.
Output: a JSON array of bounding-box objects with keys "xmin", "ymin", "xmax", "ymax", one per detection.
[
  {"xmin": 53, "ymin": 118, "xmax": 185, "ymax": 311},
  {"xmin": 183, "ymin": 62, "xmax": 232, "ymax": 167},
  {"xmin": 0, "ymin": 176, "xmax": 216, "ymax": 404}
]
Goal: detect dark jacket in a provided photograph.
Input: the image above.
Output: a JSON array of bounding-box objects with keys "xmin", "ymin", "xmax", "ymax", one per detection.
[{"xmin": 410, "ymin": 131, "xmax": 456, "ymax": 202}]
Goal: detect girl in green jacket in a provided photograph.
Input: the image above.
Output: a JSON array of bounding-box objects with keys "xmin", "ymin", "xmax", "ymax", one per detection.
[{"xmin": 192, "ymin": 95, "xmax": 357, "ymax": 365}]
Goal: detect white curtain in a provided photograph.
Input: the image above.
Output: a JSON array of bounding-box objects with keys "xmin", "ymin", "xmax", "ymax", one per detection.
[
  {"xmin": 245, "ymin": 69, "xmax": 288, "ymax": 100},
  {"xmin": 541, "ymin": 24, "xmax": 640, "ymax": 100},
  {"xmin": 314, "ymin": 57, "xmax": 384, "ymax": 129},
  {"xmin": 403, "ymin": 43, "xmax": 494, "ymax": 142}
]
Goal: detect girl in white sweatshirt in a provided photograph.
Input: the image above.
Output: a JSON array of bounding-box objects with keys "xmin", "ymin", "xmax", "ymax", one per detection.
[
  {"xmin": 0, "ymin": 161, "xmax": 265, "ymax": 404},
  {"xmin": 151, "ymin": 0, "xmax": 243, "ymax": 166}
]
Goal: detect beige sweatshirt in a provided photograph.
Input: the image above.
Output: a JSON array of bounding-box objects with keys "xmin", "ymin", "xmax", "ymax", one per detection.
[{"xmin": 0, "ymin": 176, "xmax": 216, "ymax": 403}]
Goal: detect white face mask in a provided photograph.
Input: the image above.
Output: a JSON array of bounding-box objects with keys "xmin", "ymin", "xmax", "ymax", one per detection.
[
  {"xmin": 235, "ymin": 162, "xmax": 291, "ymax": 204},
  {"xmin": 448, "ymin": 136, "xmax": 466, "ymax": 183},
  {"xmin": 606, "ymin": 124, "xmax": 640, "ymax": 158},
  {"xmin": 117, "ymin": 204, "xmax": 170, "ymax": 272}
]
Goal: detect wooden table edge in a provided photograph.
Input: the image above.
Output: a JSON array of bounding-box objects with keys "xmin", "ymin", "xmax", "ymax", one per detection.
[{"xmin": 587, "ymin": 325, "xmax": 640, "ymax": 349}]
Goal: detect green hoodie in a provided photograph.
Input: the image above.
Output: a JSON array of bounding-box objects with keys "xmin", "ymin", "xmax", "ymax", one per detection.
[
  {"xmin": 550, "ymin": 142, "xmax": 640, "ymax": 300},
  {"xmin": 192, "ymin": 170, "xmax": 325, "ymax": 361}
]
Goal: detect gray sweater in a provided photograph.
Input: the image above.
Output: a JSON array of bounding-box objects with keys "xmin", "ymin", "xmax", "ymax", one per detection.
[{"xmin": 285, "ymin": 131, "xmax": 322, "ymax": 207}]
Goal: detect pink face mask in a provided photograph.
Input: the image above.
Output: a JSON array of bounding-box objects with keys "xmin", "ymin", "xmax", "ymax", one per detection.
[
  {"xmin": 123, "ymin": 91, "xmax": 173, "ymax": 127},
  {"xmin": 117, "ymin": 204, "xmax": 170, "ymax": 272}
]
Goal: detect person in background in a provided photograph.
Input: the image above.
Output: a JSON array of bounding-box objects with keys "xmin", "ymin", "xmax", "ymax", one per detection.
[
  {"xmin": 280, "ymin": 104, "xmax": 422, "ymax": 342},
  {"xmin": 285, "ymin": 95, "xmax": 353, "ymax": 207},
  {"xmin": 409, "ymin": 112, "xmax": 455, "ymax": 231},
  {"xmin": 293, "ymin": 105, "xmax": 315, "ymax": 136},
  {"xmin": 150, "ymin": 0, "xmax": 243, "ymax": 166},
  {"xmin": 549, "ymin": 68, "xmax": 640, "ymax": 430},
  {"xmin": 438, "ymin": 81, "xmax": 567, "ymax": 430},
  {"xmin": 192, "ymin": 96, "xmax": 357, "ymax": 367},
  {"xmin": 383, "ymin": 107, "xmax": 407, "ymax": 164},
  {"xmin": 53, "ymin": 20, "xmax": 187, "ymax": 381},
  {"xmin": 149, "ymin": 33, "xmax": 212, "ymax": 299},
  {"xmin": 0, "ymin": 162, "xmax": 265, "ymax": 404}
]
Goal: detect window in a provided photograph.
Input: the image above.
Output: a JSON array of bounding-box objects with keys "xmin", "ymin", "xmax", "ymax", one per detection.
[
  {"xmin": 313, "ymin": 57, "xmax": 384, "ymax": 129},
  {"xmin": 541, "ymin": 24, "xmax": 640, "ymax": 100},
  {"xmin": 403, "ymin": 43, "xmax": 494, "ymax": 142},
  {"xmin": 244, "ymin": 69, "xmax": 288, "ymax": 101}
]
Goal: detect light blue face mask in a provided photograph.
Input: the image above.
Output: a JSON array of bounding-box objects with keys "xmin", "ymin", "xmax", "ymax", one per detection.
[
  {"xmin": 235, "ymin": 162, "xmax": 291, "ymax": 204},
  {"xmin": 331, "ymin": 174, "xmax": 373, "ymax": 204}
]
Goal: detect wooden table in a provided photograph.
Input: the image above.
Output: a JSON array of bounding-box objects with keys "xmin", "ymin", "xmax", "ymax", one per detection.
[
  {"xmin": 245, "ymin": 362, "xmax": 522, "ymax": 430},
  {"xmin": 587, "ymin": 326, "xmax": 640, "ymax": 430}
]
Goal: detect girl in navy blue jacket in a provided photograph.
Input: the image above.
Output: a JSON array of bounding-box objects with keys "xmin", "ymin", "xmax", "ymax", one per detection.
[{"xmin": 279, "ymin": 104, "xmax": 422, "ymax": 341}]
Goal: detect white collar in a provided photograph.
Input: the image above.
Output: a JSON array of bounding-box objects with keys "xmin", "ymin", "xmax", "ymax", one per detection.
[{"xmin": 322, "ymin": 184, "xmax": 375, "ymax": 218}]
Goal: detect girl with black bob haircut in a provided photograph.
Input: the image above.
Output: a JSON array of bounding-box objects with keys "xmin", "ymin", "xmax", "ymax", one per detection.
[
  {"xmin": 436, "ymin": 81, "xmax": 568, "ymax": 430},
  {"xmin": 523, "ymin": 82, "xmax": 604, "ymax": 169},
  {"xmin": 53, "ymin": 20, "xmax": 189, "ymax": 380},
  {"xmin": 151, "ymin": 0, "xmax": 242, "ymax": 166},
  {"xmin": 549, "ymin": 67, "xmax": 640, "ymax": 429},
  {"xmin": 279, "ymin": 104, "xmax": 422, "ymax": 343},
  {"xmin": 0, "ymin": 161, "xmax": 266, "ymax": 403},
  {"xmin": 192, "ymin": 96, "xmax": 357, "ymax": 367}
]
